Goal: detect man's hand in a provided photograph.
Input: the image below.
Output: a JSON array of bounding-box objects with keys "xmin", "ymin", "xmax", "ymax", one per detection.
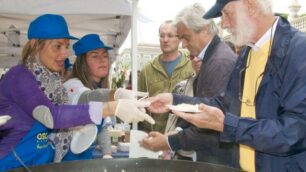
[
  {"xmin": 173, "ymin": 103, "xmax": 225, "ymax": 132},
  {"xmin": 115, "ymin": 99, "xmax": 155, "ymax": 124},
  {"xmin": 166, "ymin": 129, "xmax": 179, "ymax": 136},
  {"xmin": 147, "ymin": 93, "xmax": 173, "ymax": 114},
  {"xmin": 139, "ymin": 131, "xmax": 170, "ymax": 151},
  {"xmin": 191, "ymin": 56, "xmax": 202, "ymax": 72}
]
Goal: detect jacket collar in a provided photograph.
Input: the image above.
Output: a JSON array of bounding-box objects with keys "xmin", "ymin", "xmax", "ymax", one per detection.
[
  {"xmin": 257, "ymin": 16, "xmax": 294, "ymax": 94},
  {"xmin": 201, "ymin": 35, "xmax": 221, "ymax": 63}
]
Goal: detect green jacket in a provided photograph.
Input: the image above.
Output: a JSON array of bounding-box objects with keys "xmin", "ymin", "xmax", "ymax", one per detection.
[{"xmin": 138, "ymin": 51, "xmax": 194, "ymax": 133}]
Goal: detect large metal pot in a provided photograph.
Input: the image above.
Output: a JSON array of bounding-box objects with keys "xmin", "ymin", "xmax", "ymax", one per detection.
[{"xmin": 8, "ymin": 158, "xmax": 242, "ymax": 172}]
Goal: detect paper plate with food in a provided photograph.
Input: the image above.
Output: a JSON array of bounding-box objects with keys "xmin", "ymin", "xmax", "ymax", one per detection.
[{"xmin": 167, "ymin": 103, "xmax": 201, "ymax": 113}]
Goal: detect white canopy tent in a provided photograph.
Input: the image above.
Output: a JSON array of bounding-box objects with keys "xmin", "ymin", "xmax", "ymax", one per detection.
[{"xmin": 0, "ymin": 0, "xmax": 132, "ymax": 68}]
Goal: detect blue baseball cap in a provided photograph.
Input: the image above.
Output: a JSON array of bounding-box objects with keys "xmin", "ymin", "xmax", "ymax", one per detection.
[
  {"xmin": 203, "ymin": 0, "xmax": 237, "ymax": 19},
  {"xmin": 28, "ymin": 14, "xmax": 78, "ymax": 40},
  {"xmin": 73, "ymin": 34, "xmax": 113, "ymax": 56}
]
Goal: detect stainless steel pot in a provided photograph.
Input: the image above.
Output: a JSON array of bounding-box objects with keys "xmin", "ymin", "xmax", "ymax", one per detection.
[{"xmin": 8, "ymin": 158, "xmax": 242, "ymax": 172}]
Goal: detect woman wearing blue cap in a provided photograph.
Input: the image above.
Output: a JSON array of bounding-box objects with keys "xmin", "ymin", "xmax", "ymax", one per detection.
[
  {"xmin": 0, "ymin": 14, "xmax": 154, "ymax": 171},
  {"xmin": 64, "ymin": 34, "xmax": 125, "ymax": 159}
]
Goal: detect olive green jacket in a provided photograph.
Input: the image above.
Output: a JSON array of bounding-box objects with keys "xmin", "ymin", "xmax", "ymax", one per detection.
[{"xmin": 138, "ymin": 51, "xmax": 194, "ymax": 133}]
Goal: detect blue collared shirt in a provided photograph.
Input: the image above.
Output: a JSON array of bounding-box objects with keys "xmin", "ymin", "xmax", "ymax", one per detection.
[{"xmin": 198, "ymin": 39, "xmax": 212, "ymax": 60}]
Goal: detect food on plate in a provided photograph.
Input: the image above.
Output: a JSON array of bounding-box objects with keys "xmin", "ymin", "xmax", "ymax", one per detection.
[{"xmin": 167, "ymin": 103, "xmax": 201, "ymax": 113}]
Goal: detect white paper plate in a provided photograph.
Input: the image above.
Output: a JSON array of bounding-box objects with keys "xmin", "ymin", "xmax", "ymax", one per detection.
[
  {"xmin": 129, "ymin": 130, "xmax": 160, "ymax": 159},
  {"xmin": 70, "ymin": 124, "xmax": 97, "ymax": 154},
  {"xmin": 167, "ymin": 104, "xmax": 201, "ymax": 113},
  {"xmin": 118, "ymin": 142, "xmax": 130, "ymax": 152}
]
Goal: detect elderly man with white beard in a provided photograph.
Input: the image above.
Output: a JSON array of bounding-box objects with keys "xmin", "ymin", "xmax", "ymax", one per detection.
[{"xmin": 141, "ymin": 0, "xmax": 306, "ymax": 171}]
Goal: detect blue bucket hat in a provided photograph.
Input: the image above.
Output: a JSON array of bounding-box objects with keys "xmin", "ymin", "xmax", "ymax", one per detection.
[
  {"xmin": 28, "ymin": 14, "xmax": 78, "ymax": 40},
  {"xmin": 73, "ymin": 34, "xmax": 113, "ymax": 56},
  {"xmin": 203, "ymin": 0, "xmax": 237, "ymax": 19}
]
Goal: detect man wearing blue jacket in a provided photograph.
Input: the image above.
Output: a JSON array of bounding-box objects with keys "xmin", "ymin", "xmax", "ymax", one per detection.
[{"xmin": 141, "ymin": 0, "xmax": 306, "ymax": 171}]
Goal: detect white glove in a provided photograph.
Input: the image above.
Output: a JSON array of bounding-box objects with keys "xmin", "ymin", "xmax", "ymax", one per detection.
[
  {"xmin": 114, "ymin": 88, "xmax": 148, "ymax": 100},
  {"xmin": 0, "ymin": 115, "xmax": 11, "ymax": 126},
  {"xmin": 115, "ymin": 99, "xmax": 155, "ymax": 124}
]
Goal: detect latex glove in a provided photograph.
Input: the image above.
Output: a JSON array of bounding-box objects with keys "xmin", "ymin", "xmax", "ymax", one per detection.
[
  {"xmin": 0, "ymin": 115, "xmax": 11, "ymax": 126},
  {"xmin": 115, "ymin": 99, "xmax": 155, "ymax": 124},
  {"xmin": 114, "ymin": 88, "xmax": 149, "ymax": 117},
  {"xmin": 114, "ymin": 88, "xmax": 148, "ymax": 100}
]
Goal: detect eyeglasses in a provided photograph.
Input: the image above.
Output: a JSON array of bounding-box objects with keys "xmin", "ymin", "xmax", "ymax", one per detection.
[
  {"xmin": 238, "ymin": 70, "xmax": 264, "ymax": 106},
  {"xmin": 238, "ymin": 20, "xmax": 275, "ymax": 107},
  {"xmin": 238, "ymin": 48, "xmax": 264, "ymax": 107},
  {"xmin": 159, "ymin": 34, "xmax": 179, "ymax": 39}
]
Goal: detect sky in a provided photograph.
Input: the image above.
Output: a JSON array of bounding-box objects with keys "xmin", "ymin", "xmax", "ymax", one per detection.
[{"xmin": 120, "ymin": 0, "xmax": 306, "ymax": 51}]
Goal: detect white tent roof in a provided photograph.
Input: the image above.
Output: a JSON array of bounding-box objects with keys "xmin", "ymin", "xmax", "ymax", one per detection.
[{"xmin": 0, "ymin": 0, "xmax": 132, "ymax": 68}]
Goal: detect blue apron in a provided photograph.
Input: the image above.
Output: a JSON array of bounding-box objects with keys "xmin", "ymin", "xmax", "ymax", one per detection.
[
  {"xmin": 62, "ymin": 146, "xmax": 94, "ymax": 161},
  {"xmin": 0, "ymin": 122, "xmax": 54, "ymax": 171}
]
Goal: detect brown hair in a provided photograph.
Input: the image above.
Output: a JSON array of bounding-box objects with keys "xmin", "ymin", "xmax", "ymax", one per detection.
[
  {"xmin": 21, "ymin": 39, "xmax": 48, "ymax": 64},
  {"xmin": 71, "ymin": 53, "xmax": 109, "ymax": 89}
]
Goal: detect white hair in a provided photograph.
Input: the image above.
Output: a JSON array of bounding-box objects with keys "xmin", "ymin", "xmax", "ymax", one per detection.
[
  {"xmin": 230, "ymin": 1, "xmax": 256, "ymax": 46},
  {"xmin": 229, "ymin": 0, "xmax": 273, "ymax": 46},
  {"xmin": 256, "ymin": 0, "xmax": 273, "ymax": 14},
  {"xmin": 174, "ymin": 3, "xmax": 218, "ymax": 35}
]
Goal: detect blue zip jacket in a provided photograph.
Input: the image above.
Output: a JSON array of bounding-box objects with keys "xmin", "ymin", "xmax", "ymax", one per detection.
[{"xmin": 173, "ymin": 17, "xmax": 306, "ymax": 172}]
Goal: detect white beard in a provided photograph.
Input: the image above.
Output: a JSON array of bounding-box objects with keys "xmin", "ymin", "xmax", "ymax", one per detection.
[{"xmin": 229, "ymin": 4, "xmax": 255, "ymax": 46}]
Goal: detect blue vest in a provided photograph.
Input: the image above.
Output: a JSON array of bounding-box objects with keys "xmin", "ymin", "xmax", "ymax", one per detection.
[
  {"xmin": 0, "ymin": 121, "xmax": 104, "ymax": 171},
  {"xmin": 0, "ymin": 122, "xmax": 54, "ymax": 171}
]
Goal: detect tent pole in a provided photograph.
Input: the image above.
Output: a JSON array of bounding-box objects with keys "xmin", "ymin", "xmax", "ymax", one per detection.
[{"xmin": 131, "ymin": 0, "xmax": 139, "ymax": 130}]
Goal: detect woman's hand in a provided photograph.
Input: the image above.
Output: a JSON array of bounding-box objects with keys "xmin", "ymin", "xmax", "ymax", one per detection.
[
  {"xmin": 114, "ymin": 99, "xmax": 155, "ymax": 124},
  {"xmin": 114, "ymin": 88, "xmax": 148, "ymax": 100}
]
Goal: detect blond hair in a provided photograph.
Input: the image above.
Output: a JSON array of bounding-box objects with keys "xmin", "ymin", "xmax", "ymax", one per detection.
[{"xmin": 21, "ymin": 40, "xmax": 47, "ymax": 64}]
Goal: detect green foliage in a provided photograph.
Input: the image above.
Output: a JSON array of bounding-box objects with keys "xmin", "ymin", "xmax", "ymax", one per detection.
[
  {"xmin": 111, "ymin": 62, "xmax": 129, "ymax": 89},
  {"xmin": 301, "ymin": 13, "xmax": 306, "ymax": 17},
  {"xmin": 276, "ymin": 13, "xmax": 288, "ymax": 19}
]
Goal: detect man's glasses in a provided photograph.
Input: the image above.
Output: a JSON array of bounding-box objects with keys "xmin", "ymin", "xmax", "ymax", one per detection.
[
  {"xmin": 238, "ymin": 48, "xmax": 264, "ymax": 107},
  {"xmin": 238, "ymin": 22, "xmax": 274, "ymax": 107},
  {"xmin": 238, "ymin": 70, "xmax": 264, "ymax": 106}
]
